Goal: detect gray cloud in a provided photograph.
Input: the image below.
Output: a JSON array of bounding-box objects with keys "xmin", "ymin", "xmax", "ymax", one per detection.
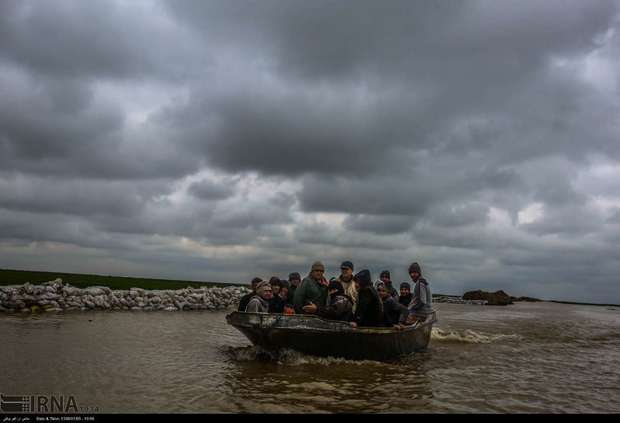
[
  {"xmin": 188, "ymin": 178, "xmax": 236, "ymax": 201},
  {"xmin": 1, "ymin": 0, "xmax": 619, "ymax": 303}
]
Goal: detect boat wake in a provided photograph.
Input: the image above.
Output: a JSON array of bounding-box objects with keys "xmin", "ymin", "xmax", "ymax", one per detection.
[
  {"xmin": 431, "ymin": 327, "xmax": 522, "ymax": 344},
  {"xmin": 224, "ymin": 345, "xmax": 388, "ymax": 366}
]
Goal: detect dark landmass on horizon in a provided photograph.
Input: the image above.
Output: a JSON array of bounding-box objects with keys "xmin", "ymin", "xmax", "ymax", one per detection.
[
  {"xmin": 0, "ymin": 268, "xmax": 244, "ymax": 290},
  {"xmin": 0, "ymin": 268, "xmax": 618, "ymax": 308}
]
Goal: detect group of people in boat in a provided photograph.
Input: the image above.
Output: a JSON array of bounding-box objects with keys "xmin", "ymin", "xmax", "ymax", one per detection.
[{"xmin": 237, "ymin": 260, "xmax": 432, "ymax": 329}]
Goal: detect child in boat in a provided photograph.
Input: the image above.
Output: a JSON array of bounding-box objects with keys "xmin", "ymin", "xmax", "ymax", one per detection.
[
  {"xmin": 377, "ymin": 282, "xmax": 408, "ymax": 328},
  {"xmin": 268, "ymin": 277, "xmax": 286, "ymax": 313}
]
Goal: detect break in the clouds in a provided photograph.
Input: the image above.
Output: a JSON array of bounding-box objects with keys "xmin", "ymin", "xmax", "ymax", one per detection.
[{"xmin": 1, "ymin": 0, "xmax": 620, "ymax": 303}]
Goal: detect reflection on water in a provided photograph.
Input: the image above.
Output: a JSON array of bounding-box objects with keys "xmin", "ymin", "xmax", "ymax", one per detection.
[{"xmin": 1, "ymin": 302, "xmax": 619, "ymax": 413}]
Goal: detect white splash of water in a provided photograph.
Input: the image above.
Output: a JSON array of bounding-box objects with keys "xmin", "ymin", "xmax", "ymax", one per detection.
[{"xmin": 431, "ymin": 327, "xmax": 522, "ymax": 344}]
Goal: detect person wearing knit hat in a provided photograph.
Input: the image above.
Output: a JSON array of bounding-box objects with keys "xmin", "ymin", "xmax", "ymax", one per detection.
[
  {"xmin": 409, "ymin": 262, "xmax": 422, "ymax": 277},
  {"xmin": 406, "ymin": 262, "xmax": 432, "ymax": 322},
  {"xmin": 377, "ymin": 270, "xmax": 398, "ymax": 300},
  {"xmin": 287, "ymin": 272, "xmax": 302, "ymax": 304},
  {"xmin": 377, "ymin": 282, "xmax": 409, "ymax": 328},
  {"xmin": 293, "ymin": 261, "xmax": 329, "ymax": 314},
  {"xmin": 336, "ymin": 260, "xmax": 358, "ymax": 313},
  {"xmin": 349, "ymin": 269, "xmax": 383, "ymax": 328},
  {"xmin": 311, "ymin": 261, "xmax": 325, "ymax": 272},
  {"xmin": 245, "ymin": 281, "xmax": 272, "ymax": 313},
  {"xmin": 238, "ymin": 277, "xmax": 263, "ymax": 312},
  {"xmin": 399, "ymin": 282, "xmax": 413, "ymax": 307}
]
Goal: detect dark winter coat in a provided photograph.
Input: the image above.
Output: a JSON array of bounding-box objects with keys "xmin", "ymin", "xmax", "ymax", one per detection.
[
  {"xmin": 354, "ymin": 287, "xmax": 384, "ymax": 327},
  {"xmin": 381, "ymin": 296, "xmax": 409, "ymax": 325},
  {"xmin": 316, "ymin": 294, "xmax": 354, "ymax": 322},
  {"xmin": 399, "ymin": 293, "xmax": 413, "ymax": 308},
  {"xmin": 293, "ymin": 276, "xmax": 328, "ymax": 314},
  {"xmin": 269, "ymin": 294, "xmax": 286, "ymax": 313},
  {"xmin": 238, "ymin": 291, "xmax": 255, "ymax": 312},
  {"xmin": 287, "ymin": 284, "xmax": 299, "ymax": 304}
]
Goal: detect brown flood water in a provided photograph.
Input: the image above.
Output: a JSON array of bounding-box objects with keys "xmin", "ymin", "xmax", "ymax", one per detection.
[{"xmin": 1, "ymin": 302, "xmax": 619, "ymax": 413}]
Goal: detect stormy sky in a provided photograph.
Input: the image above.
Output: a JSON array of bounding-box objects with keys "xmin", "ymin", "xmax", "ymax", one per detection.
[{"xmin": 1, "ymin": 0, "xmax": 619, "ymax": 303}]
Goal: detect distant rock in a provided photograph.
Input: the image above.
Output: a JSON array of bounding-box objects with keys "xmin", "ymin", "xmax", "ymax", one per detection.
[{"xmin": 463, "ymin": 290, "xmax": 513, "ymax": 306}]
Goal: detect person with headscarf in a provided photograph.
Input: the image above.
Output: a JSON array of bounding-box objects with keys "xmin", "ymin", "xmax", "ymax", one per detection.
[{"xmin": 377, "ymin": 270, "xmax": 398, "ymax": 299}]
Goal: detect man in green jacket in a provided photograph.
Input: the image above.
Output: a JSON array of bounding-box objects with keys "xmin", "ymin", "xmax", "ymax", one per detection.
[{"xmin": 293, "ymin": 261, "xmax": 329, "ymax": 314}]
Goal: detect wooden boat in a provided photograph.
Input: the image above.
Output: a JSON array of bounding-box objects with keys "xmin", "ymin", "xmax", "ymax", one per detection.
[{"xmin": 225, "ymin": 310, "xmax": 437, "ymax": 361}]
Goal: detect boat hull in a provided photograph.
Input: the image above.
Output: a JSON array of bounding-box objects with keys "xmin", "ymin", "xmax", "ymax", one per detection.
[{"xmin": 226, "ymin": 311, "xmax": 436, "ymax": 361}]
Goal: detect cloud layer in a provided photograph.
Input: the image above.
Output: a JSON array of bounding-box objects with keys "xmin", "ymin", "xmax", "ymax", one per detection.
[{"xmin": 1, "ymin": 0, "xmax": 620, "ymax": 303}]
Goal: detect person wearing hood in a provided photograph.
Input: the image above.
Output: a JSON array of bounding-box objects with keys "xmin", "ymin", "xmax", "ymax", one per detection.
[
  {"xmin": 335, "ymin": 261, "xmax": 358, "ymax": 312},
  {"xmin": 314, "ymin": 280, "xmax": 354, "ymax": 321},
  {"xmin": 377, "ymin": 270, "xmax": 398, "ymax": 300},
  {"xmin": 350, "ymin": 269, "xmax": 383, "ymax": 328},
  {"xmin": 406, "ymin": 262, "xmax": 432, "ymax": 321},
  {"xmin": 399, "ymin": 282, "xmax": 413, "ymax": 307},
  {"xmin": 238, "ymin": 277, "xmax": 263, "ymax": 311},
  {"xmin": 377, "ymin": 282, "xmax": 408, "ymax": 328},
  {"xmin": 293, "ymin": 261, "xmax": 329, "ymax": 314},
  {"xmin": 245, "ymin": 281, "xmax": 273, "ymax": 313}
]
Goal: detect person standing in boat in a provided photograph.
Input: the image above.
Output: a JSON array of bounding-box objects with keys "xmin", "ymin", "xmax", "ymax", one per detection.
[
  {"xmin": 238, "ymin": 277, "xmax": 263, "ymax": 311},
  {"xmin": 293, "ymin": 261, "xmax": 329, "ymax": 314},
  {"xmin": 335, "ymin": 261, "xmax": 358, "ymax": 312},
  {"xmin": 376, "ymin": 282, "xmax": 408, "ymax": 328},
  {"xmin": 406, "ymin": 262, "xmax": 432, "ymax": 322},
  {"xmin": 399, "ymin": 282, "xmax": 413, "ymax": 307},
  {"xmin": 287, "ymin": 272, "xmax": 302, "ymax": 304},
  {"xmin": 350, "ymin": 269, "xmax": 383, "ymax": 327},
  {"xmin": 315, "ymin": 279, "xmax": 354, "ymax": 321},
  {"xmin": 245, "ymin": 281, "xmax": 273, "ymax": 313},
  {"xmin": 377, "ymin": 270, "xmax": 398, "ymax": 300}
]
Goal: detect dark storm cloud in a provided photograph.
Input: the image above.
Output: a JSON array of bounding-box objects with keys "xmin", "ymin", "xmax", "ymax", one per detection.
[
  {"xmin": 0, "ymin": 0, "xmax": 200, "ymax": 81},
  {"xmin": 166, "ymin": 0, "xmax": 616, "ymax": 81},
  {"xmin": 156, "ymin": 0, "xmax": 620, "ymax": 190},
  {"xmin": 0, "ymin": 176, "xmax": 162, "ymax": 217},
  {"xmin": 344, "ymin": 215, "xmax": 414, "ymax": 235},
  {"xmin": 0, "ymin": 64, "xmax": 201, "ymax": 179},
  {"xmin": 0, "ymin": 0, "xmax": 619, "ymax": 303}
]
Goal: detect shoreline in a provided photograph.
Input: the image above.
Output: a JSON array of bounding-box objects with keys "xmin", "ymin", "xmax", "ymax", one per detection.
[
  {"xmin": 0, "ymin": 279, "xmax": 251, "ymax": 313},
  {"xmin": 2, "ymin": 268, "xmax": 618, "ymax": 309}
]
